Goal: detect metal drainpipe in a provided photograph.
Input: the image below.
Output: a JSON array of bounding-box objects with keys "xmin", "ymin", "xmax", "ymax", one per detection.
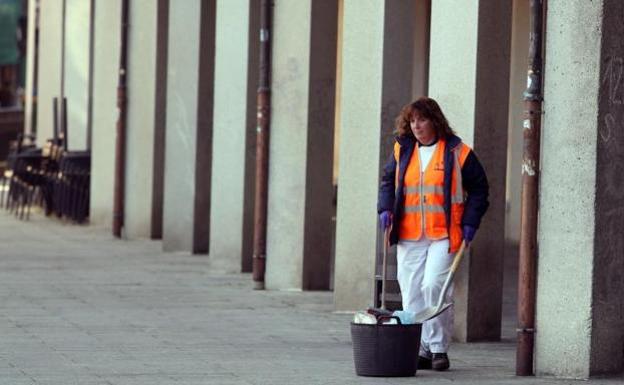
[
  {"xmin": 516, "ymin": 0, "xmax": 544, "ymax": 376},
  {"xmin": 113, "ymin": 0, "xmax": 129, "ymax": 238},
  {"xmin": 252, "ymin": 0, "xmax": 273, "ymax": 290},
  {"xmin": 60, "ymin": 0, "xmax": 67, "ymax": 149}
]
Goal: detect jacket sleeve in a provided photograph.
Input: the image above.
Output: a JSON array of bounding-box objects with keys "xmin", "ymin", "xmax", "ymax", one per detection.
[
  {"xmin": 461, "ymin": 150, "xmax": 489, "ymax": 228},
  {"xmin": 377, "ymin": 151, "xmax": 397, "ymax": 214}
]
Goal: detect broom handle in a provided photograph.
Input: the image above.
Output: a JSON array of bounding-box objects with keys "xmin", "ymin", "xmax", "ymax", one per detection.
[
  {"xmin": 449, "ymin": 240, "xmax": 467, "ymax": 274},
  {"xmin": 435, "ymin": 241, "xmax": 467, "ymax": 309},
  {"xmin": 381, "ymin": 227, "xmax": 390, "ymax": 310}
]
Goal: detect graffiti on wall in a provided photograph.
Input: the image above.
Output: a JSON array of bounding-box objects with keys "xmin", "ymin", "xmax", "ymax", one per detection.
[{"xmin": 595, "ymin": 53, "xmax": 624, "ymax": 331}]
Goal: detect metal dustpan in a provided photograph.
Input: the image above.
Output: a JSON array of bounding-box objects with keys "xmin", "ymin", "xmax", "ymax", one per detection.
[{"xmin": 412, "ymin": 241, "xmax": 467, "ymax": 323}]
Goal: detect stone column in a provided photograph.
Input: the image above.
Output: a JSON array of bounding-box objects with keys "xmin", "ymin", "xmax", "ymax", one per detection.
[
  {"xmin": 505, "ymin": 0, "xmax": 529, "ymax": 250},
  {"xmin": 149, "ymin": 0, "xmax": 169, "ymax": 239},
  {"xmin": 90, "ymin": 0, "xmax": 121, "ymax": 228},
  {"xmin": 162, "ymin": 0, "xmax": 215, "ymax": 253},
  {"xmin": 265, "ymin": 0, "xmax": 338, "ymax": 290},
  {"xmin": 36, "ymin": 0, "xmax": 64, "ymax": 147},
  {"xmin": 209, "ymin": 0, "xmax": 259, "ymax": 273},
  {"xmin": 124, "ymin": 0, "xmax": 158, "ymax": 239},
  {"xmin": 411, "ymin": 0, "xmax": 430, "ymax": 100},
  {"xmin": 536, "ymin": 0, "xmax": 624, "ymax": 378},
  {"xmin": 23, "ymin": 0, "xmax": 37, "ymax": 137},
  {"xmin": 334, "ymin": 0, "xmax": 415, "ymax": 310},
  {"xmin": 240, "ymin": 1, "xmax": 261, "ymax": 273},
  {"xmin": 63, "ymin": 0, "xmax": 93, "ymax": 151},
  {"xmin": 428, "ymin": 0, "xmax": 512, "ymax": 342}
]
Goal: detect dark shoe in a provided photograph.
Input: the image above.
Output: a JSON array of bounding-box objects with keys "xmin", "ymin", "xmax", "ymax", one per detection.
[
  {"xmin": 432, "ymin": 353, "xmax": 450, "ymax": 371},
  {"xmin": 417, "ymin": 355, "xmax": 432, "ymax": 370}
]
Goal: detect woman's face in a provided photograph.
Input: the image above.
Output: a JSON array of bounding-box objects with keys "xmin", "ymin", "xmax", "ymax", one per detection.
[{"xmin": 410, "ymin": 112, "xmax": 436, "ymax": 145}]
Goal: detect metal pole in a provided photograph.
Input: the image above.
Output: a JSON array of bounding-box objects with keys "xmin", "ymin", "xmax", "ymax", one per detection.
[
  {"xmin": 59, "ymin": 0, "xmax": 66, "ymax": 148},
  {"xmin": 60, "ymin": 0, "xmax": 66, "ymax": 102},
  {"xmin": 252, "ymin": 0, "xmax": 273, "ymax": 290},
  {"xmin": 62, "ymin": 97, "xmax": 67, "ymax": 150},
  {"xmin": 516, "ymin": 0, "xmax": 544, "ymax": 376},
  {"xmin": 52, "ymin": 97, "xmax": 58, "ymax": 140},
  {"xmin": 86, "ymin": 0, "xmax": 96, "ymax": 150},
  {"xmin": 113, "ymin": 0, "xmax": 129, "ymax": 238}
]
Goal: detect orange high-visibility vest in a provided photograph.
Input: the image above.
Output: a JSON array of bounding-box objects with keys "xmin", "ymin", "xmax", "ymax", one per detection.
[{"xmin": 394, "ymin": 138, "xmax": 471, "ymax": 252}]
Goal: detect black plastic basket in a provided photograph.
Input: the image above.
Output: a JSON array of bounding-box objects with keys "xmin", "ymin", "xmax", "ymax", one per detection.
[{"xmin": 350, "ymin": 319, "xmax": 422, "ymax": 377}]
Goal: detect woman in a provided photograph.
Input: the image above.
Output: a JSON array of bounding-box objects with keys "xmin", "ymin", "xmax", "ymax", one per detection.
[{"xmin": 377, "ymin": 97, "xmax": 489, "ymax": 371}]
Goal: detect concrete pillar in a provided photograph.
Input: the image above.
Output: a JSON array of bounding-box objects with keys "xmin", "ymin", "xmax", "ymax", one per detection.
[
  {"xmin": 208, "ymin": 0, "xmax": 259, "ymax": 273},
  {"xmin": 162, "ymin": 0, "xmax": 215, "ymax": 253},
  {"xmin": 23, "ymin": 0, "xmax": 37, "ymax": 137},
  {"xmin": 36, "ymin": 0, "xmax": 63, "ymax": 147},
  {"xmin": 265, "ymin": 0, "xmax": 338, "ymax": 290},
  {"xmin": 124, "ymin": 0, "xmax": 158, "ymax": 239},
  {"xmin": 505, "ymin": 0, "xmax": 529, "ymax": 248},
  {"xmin": 536, "ymin": 0, "xmax": 624, "ymax": 378},
  {"xmin": 428, "ymin": 0, "xmax": 512, "ymax": 342},
  {"xmin": 240, "ymin": 2, "xmax": 260, "ymax": 273},
  {"xmin": 498, "ymin": 0, "xmax": 529, "ymax": 339},
  {"xmin": 150, "ymin": 0, "xmax": 169, "ymax": 239},
  {"xmin": 411, "ymin": 0, "xmax": 430, "ymax": 100},
  {"xmin": 63, "ymin": 0, "xmax": 93, "ymax": 151},
  {"xmin": 90, "ymin": 0, "xmax": 120, "ymax": 228},
  {"xmin": 334, "ymin": 0, "xmax": 415, "ymax": 310}
]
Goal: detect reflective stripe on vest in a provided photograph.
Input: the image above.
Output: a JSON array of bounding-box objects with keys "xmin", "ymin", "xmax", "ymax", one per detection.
[
  {"xmin": 404, "ymin": 204, "xmax": 445, "ymax": 213},
  {"xmin": 395, "ymin": 138, "xmax": 471, "ymax": 252},
  {"xmin": 404, "ymin": 185, "xmax": 464, "ymax": 203}
]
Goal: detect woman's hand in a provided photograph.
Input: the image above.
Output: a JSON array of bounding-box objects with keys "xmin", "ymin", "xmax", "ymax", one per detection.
[
  {"xmin": 379, "ymin": 211, "xmax": 393, "ymax": 229},
  {"xmin": 463, "ymin": 225, "xmax": 476, "ymax": 245}
]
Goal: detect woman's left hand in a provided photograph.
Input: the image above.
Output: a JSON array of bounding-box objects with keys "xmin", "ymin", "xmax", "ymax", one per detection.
[{"xmin": 463, "ymin": 225, "xmax": 476, "ymax": 245}]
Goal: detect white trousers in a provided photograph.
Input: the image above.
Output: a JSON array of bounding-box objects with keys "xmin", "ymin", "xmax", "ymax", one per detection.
[{"xmin": 397, "ymin": 238, "xmax": 454, "ymax": 355}]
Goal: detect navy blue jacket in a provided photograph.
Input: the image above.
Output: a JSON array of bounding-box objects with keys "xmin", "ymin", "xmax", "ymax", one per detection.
[{"xmin": 377, "ymin": 134, "xmax": 489, "ymax": 245}]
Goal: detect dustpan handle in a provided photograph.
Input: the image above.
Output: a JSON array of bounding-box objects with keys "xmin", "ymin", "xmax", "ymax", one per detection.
[{"xmin": 380, "ymin": 226, "xmax": 390, "ymax": 310}]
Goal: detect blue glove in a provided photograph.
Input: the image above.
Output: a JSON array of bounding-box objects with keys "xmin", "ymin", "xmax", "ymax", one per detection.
[
  {"xmin": 463, "ymin": 225, "xmax": 476, "ymax": 243},
  {"xmin": 379, "ymin": 211, "xmax": 393, "ymax": 229}
]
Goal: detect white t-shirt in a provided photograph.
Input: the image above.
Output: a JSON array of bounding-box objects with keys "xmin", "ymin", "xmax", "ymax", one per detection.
[{"xmin": 418, "ymin": 142, "xmax": 438, "ymax": 172}]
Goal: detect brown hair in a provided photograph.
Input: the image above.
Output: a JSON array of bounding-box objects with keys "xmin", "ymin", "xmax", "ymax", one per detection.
[{"xmin": 394, "ymin": 97, "xmax": 455, "ymax": 139}]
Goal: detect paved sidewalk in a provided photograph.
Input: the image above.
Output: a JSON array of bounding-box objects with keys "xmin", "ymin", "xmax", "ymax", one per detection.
[{"xmin": 0, "ymin": 212, "xmax": 621, "ymax": 385}]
